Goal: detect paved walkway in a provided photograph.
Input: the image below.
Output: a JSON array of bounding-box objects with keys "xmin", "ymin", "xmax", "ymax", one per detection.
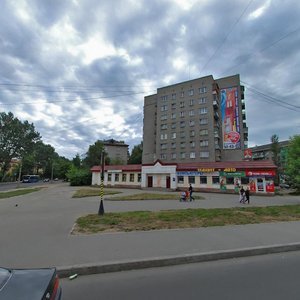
[{"xmin": 1, "ymin": 183, "xmax": 300, "ymax": 277}]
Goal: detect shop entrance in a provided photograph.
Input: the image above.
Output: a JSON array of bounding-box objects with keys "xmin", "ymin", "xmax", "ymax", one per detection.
[
  {"xmin": 256, "ymin": 177, "xmax": 265, "ymax": 192},
  {"xmin": 147, "ymin": 176, "xmax": 153, "ymax": 188},
  {"xmin": 166, "ymin": 176, "xmax": 170, "ymax": 188}
]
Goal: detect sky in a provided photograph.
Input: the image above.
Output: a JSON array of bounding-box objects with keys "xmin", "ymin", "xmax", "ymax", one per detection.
[{"xmin": 0, "ymin": 0, "xmax": 300, "ymax": 159}]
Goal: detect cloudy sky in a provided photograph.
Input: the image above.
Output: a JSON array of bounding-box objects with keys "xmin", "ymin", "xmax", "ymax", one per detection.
[{"xmin": 1, "ymin": 0, "xmax": 299, "ymax": 159}]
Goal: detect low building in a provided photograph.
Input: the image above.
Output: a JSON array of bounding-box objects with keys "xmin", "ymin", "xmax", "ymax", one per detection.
[{"xmin": 91, "ymin": 159, "xmax": 277, "ymax": 194}]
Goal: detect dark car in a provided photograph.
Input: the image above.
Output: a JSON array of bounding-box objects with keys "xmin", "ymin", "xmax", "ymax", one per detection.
[{"xmin": 0, "ymin": 267, "xmax": 62, "ymax": 300}]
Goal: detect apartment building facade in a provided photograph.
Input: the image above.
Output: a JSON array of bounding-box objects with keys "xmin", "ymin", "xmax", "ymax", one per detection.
[{"xmin": 142, "ymin": 74, "xmax": 248, "ymax": 164}]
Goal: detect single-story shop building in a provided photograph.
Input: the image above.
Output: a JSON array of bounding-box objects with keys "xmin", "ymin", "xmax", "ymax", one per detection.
[{"xmin": 91, "ymin": 160, "xmax": 277, "ymax": 194}]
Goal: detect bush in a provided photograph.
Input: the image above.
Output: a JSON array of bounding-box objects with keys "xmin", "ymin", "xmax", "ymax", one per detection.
[{"xmin": 66, "ymin": 166, "xmax": 92, "ymax": 186}]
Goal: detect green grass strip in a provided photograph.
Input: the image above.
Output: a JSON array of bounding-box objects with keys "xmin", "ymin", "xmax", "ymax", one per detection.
[{"xmin": 0, "ymin": 188, "xmax": 43, "ymax": 199}]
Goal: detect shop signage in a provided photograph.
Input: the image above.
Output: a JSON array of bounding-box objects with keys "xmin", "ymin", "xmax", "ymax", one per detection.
[
  {"xmin": 177, "ymin": 171, "xmax": 203, "ymax": 176},
  {"xmin": 219, "ymin": 171, "xmax": 245, "ymax": 177},
  {"xmin": 197, "ymin": 168, "xmax": 215, "ymax": 172},
  {"xmin": 246, "ymin": 170, "xmax": 276, "ymax": 176}
]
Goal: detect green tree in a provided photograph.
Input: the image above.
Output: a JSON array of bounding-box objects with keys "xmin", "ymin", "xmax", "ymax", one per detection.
[
  {"xmin": 286, "ymin": 135, "xmax": 300, "ymax": 192},
  {"xmin": 72, "ymin": 153, "xmax": 81, "ymax": 168},
  {"xmin": 128, "ymin": 142, "xmax": 143, "ymax": 164},
  {"xmin": 270, "ymin": 134, "xmax": 280, "ymax": 185},
  {"xmin": 0, "ymin": 112, "xmax": 41, "ymax": 180},
  {"xmin": 83, "ymin": 140, "xmax": 108, "ymax": 168}
]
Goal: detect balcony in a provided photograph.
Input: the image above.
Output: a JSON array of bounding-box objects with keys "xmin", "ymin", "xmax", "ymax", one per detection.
[
  {"xmin": 214, "ymin": 112, "xmax": 219, "ymax": 120},
  {"xmin": 213, "ymin": 100, "xmax": 219, "ymax": 109}
]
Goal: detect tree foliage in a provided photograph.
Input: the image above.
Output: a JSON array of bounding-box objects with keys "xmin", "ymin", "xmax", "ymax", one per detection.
[
  {"xmin": 286, "ymin": 135, "xmax": 300, "ymax": 191},
  {"xmin": 0, "ymin": 112, "xmax": 41, "ymax": 180},
  {"xmin": 128, "ymin": 142, "xmax": 143, "ymax": 164}
]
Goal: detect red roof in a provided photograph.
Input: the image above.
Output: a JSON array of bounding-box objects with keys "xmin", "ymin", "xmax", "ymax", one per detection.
[{"xmin": 91, "ymin": 160, "xmax": 276, "ymax": 172}]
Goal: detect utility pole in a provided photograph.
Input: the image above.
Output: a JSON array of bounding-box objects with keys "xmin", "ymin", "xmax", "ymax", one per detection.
[
  {"xmin": 98, "ymin": 151, "xmax": 105, "ymax": 215},
  {"xmin": 17, "ymin": 159, "xmax": 22, "ymax": 188}
]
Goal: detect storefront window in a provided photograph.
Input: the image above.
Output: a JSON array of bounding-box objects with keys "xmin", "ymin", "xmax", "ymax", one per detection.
[
  {"xmin": 241, "ymin": 177, "xmax": 249, "ymax": 185},
  {"xmin": 178, "ymin": 176, "xmax": 184, "ymax": 184},
  {"xmin": 188, "ymin": 176, "xmax": 195, "ymax": 184},
  {"xmin": 130, "ymin": 174, "xmax": 135, "ymax": 182},
  {"xmin": 138, "ymin": 173, "xmax": 141, "ymax": 182},
  {"xmin": 226, "ymin": 177, "xmax": 234, "ymax": 184},
  {"xmin": 115, "ymin": 174, "xmax": 119, "ymax": 182},
  {"xmin": 200, "ymin": 176, "xmax": 207, "ymax": 184},
  {"xmin": 122, "ymin": 174, "xmax": 127, "ymax": 182},
  {"xmin": 108, "ymin": 174, "xmax": 112, "ymax": 182},
  {"xmin": 212, "ymin": 176, "xmax": 220, "ymax": 184}
]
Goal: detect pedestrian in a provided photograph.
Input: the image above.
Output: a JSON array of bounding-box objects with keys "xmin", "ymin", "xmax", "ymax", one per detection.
[
  {"xmin": 239, "ymin": 186, "xmax": 245, "ymax": 203},
  {"xmin": 245, "ymin": 186, "xmax": 250, "ymax": 204},
  {"xmin": 189, "ymin": 184, "xmax": 195, "ymax": 201}
]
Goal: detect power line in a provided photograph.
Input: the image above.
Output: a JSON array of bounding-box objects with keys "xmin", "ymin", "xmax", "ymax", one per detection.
[{"xmin": 199, "ymin": 0, "xmax": 254, "ymax": 75}]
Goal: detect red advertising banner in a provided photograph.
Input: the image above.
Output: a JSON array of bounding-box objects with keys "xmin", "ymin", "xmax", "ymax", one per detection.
[
  {"xmin": 266, "ymin": 179, "xmax": 275, "ymax": 192},
  {"xmin": 244, "ymin": 149, "xmax": 252, "ymax": 159},
  {"xmin": 246, "ymin": 170, "xmax": 276, "ymax": 176}
]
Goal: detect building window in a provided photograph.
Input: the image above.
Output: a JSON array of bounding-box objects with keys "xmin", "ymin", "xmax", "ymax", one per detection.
[
  {"xmin": 130, "ymin": 173, "xmax": 135, "ymax": 182},
  {"xmin": 171, "ymin": 122, "xmax": 176, "ymax": 129},
  {"xmin": 161, "ymin": 114, "xmax": 167, "ymax": 120},
  {"xmin": 190, "ymin": 99, "xmax": 194, "ymax": 106},
  {"xmin": 181, "ymin": 91, "xmax": 184, "ymax": 98},
  {"xmin": 200, "ymin": 118, "xmax": 208, "ymax": 125},
  {"xmin": 180, "ymin": 101, "xmax": 185, "ymax": 108},
  {"xmin": 189, "ymin": 110, "xmax": 195, "ymax": 116},
  {"xmin": 171, "ymin": 153, "xmax": 176, "ymax": 159},
  {"xmin": 171, "ymin": 142, "xmax": 176, "ymax": 149},
  {"xmin": 241, "ymin": 177, "xmax": 249, "ymax": 185},
  {"xmin": 161, "ymin": 105, "xmax": 168, "ymax": 111},
  {"xmin": 171, "ymin": 103, "xmax": 176, "ymax": 110},
  {"xmin": 180, "ymin": 111, "xmax": 185, "ymax": 117},
  {"xmin": 171, "ymin": 132, "xmax": 176, "ymax": 139},
  {"xmin": 161, "ymin": 153, "xmax": 168, "ymax": 160},
  {"xmin": 212, "ymin": 176, "xmax": 220, "ymax": 184},
  {"xmin": 115, "ymin": 174, "xmax": 119, "ymax": 182},
  {"xmin": 200, "ymin": 176, "xmax": 207, "ymax": 184},
  {"xmin": 199, "ymin": 107, "xmax": 208, "ymax": 114},
  {"xmin": 180, "ymin": 142, "xmax": 186, "ymax": 148},
  {"xmin": 199, "ymin": 87, "xmax": 207, "ymax": 94},
  {"xmin": 190, "ymin": 141, "xmax": 195, "ymax": 148},
  {"xmin": 178, "ymin": 176, "xmax": 184, "ymax": 184},
  {"xmin": 180, "ymin": 152, "xmax": 186, "ymax": 159},
  {"xmin": 200, "ymin": 151, "xmax": 209, "ymax": 158},
  {"xmin": 172, "ymin": 93, "xmax": 176, "ymax": 100},
  {"xmin": 190, "ymin": 130, "xmax": 195, "ymax": 137},
  {"xmin": 200, "ymin": 140, "xmax": 209, "ymax": 147},
  {"xmin": 200, "ymin": 129, "xmax": 208, "ymax": 136},
  {"xmin": 161, "ymin": 95, "xmax": 168, "ymax": 101},
  {"xmin": 189, "ymin": 120, "xmax": 195, "ymax": 126},
  {"xmin": 189, "ymin": 89, "xmax": 194, "ymax": 96},
  {"xmin": 122, "ymin": 174, "xmax": 127, "ymax": 182},
  {"xmin": 108, "ymin": 173, "xmax": 112, "ymax": 181},
  {"xmin": 227, "ymin": 177, "xmax": 234, "ymax": 184},
  {"xmin": 180, "ymin": 131, "xmax": 185, "ymax": 138},
  {"xmin": 199, "ymin": 97, "xmax": 207, "ymax": 104},
  {"xmin": 190, "ymin": 152, "xmax": 196, "ymax": 158},
  {"xmin": 171, "ymin": 113, "xmax": 176, "ymax": 119},
  {"xmin": 160, "ymin": 143, "xmax": 167, "ymax": 150},
  {"xmin": 160, "ymin": 133, "xmax": 168, "ymax": 140},
  {"xmin": 180, "ymin": 121, "xmax": 185, "ymax": 128},
  {"xmin": 161, "ymin": 124, "xmax": 168, "ymax": 130},
  {"xmin": 188, "ymin": 176, "xmax": 195, "ymax": 184},
  {"xmin": 138, "ymin": 173, "xmax": 141, "ymax": 182}
]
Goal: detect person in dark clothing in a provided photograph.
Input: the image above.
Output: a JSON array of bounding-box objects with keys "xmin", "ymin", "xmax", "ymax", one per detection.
[
  {"xmin": 239, "ymin": 186, "xmax": 245, "ymax": 203},
  {"xmin": 189, "ymin": 184, "xmax": 195, "ymax": 201},
  {"xmin": 245, "ymin": 187, "xmax": 250, "ymax": 204}
]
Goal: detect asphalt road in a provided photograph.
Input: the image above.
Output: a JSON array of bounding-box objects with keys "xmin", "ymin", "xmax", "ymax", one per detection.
[{"xmin": 61, "ymin": 251, "xmax": 300, "ymax": 300}]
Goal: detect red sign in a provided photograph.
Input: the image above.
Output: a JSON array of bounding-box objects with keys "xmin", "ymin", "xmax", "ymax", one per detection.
[
  {"xmin": 244, "ymin": 149, "xmax": 252, "ymax": 159},
  {"xmin": 246, "ymin": 170, "xmax": 276, "ymax": 176},
  {"xmin": 227, "ymin": 131, "xmax": 240, "ymax": 143}
]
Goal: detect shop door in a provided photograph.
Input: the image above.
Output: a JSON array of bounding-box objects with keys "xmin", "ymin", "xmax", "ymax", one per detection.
[
  {"xmin": 257, "ymin": 178, "xmax": 265, "ymax": 192},
  {"xmin": 166, "ymin": 176, "xmax": 170, "ymax": 188},
  {"xmin": 148, "ymin": 176, "xmax": 153, "ymax": 188}
]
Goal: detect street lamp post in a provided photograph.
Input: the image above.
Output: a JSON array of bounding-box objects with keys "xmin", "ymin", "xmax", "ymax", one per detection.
[{"xmin": 98, "ymin": 151, "xmax": 105, "ymax": 215}]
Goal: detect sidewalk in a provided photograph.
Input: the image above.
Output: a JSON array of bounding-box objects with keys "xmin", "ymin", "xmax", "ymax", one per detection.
[{"xmin": 1, "ymin": 184, "xmax": 300, "ymax": 277}]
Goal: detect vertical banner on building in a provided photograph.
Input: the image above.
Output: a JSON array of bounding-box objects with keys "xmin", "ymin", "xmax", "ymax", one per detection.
[{"xmin": 220, "ymin": 87, "xmax": 241, "ymax": 149}]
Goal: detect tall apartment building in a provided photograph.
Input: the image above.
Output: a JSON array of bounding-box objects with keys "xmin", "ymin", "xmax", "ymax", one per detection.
[{"xmin": 142, "ymin": 74, "xmax": 248, "ymax": 164}]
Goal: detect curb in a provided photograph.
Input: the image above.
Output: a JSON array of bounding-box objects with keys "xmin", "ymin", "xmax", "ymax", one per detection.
[{"xmin": 57, "ymin": 242, "xmax": 300, "ymax": 278}]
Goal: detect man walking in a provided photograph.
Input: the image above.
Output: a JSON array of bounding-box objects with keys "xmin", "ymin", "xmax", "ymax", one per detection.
[{"xmin": 189, "ymin": 184, "xmax": 195, "ymax": 201}]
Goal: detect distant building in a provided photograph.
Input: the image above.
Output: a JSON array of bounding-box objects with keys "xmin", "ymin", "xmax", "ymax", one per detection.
[
  {"xmin": 142, "ymin": 74, "xmax": 248, "ymax": 164},
  {"xmin": 103, "ymin": 139, "xmax": 129, "ymax": 165}
]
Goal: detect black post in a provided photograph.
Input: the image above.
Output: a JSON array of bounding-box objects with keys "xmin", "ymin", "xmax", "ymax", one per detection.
[{"xmin": 98, "ymin": 151, "xmax": 105, "ymax": 215}]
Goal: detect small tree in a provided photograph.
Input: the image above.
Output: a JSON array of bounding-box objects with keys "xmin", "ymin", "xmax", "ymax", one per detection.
[
  {"xmin": 128, "ymin": 142, "xmax": 143, "ymax": 164},
  {"xmin": 286, "ymin": 135, "xmax": 300, "ymax": 192},
  {"xmin": 270, "ymin": 134, "xmax": 280, "ymax": 185}
]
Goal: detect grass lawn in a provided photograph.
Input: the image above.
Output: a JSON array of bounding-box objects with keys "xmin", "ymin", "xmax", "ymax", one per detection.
[
  {"xmin": 73, "ymin": 204, "xmax": 300, "ymax": 234},
  {"xmin": 72, "ymin": 188, "xmax": 122, "ymax": 198},
  {"xmin": 0, "ymin": 188, "xmax": 43, "ymax": 199}
]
